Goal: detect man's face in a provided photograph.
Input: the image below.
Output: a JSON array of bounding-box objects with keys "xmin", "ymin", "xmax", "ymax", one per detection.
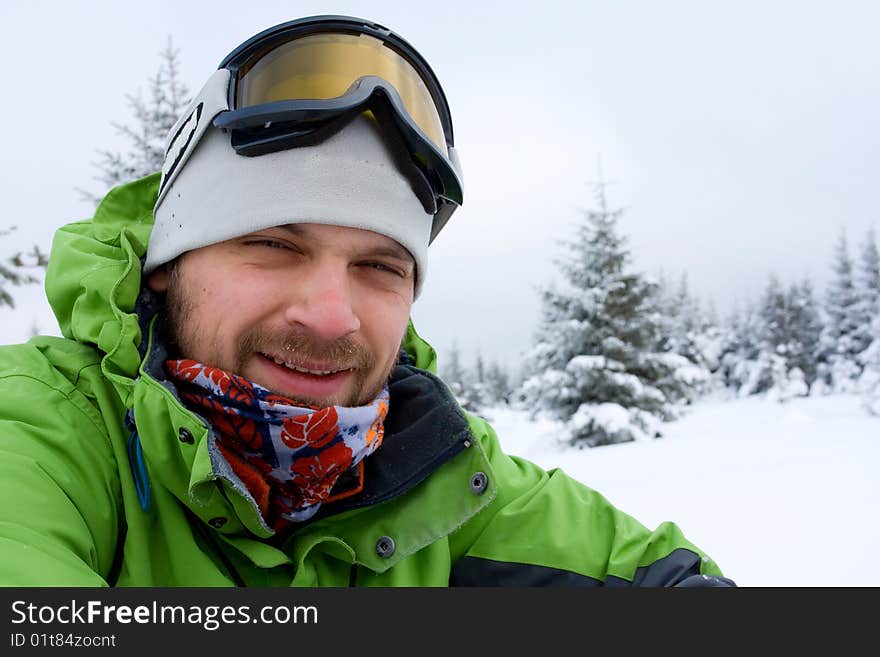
[{"xmin": 148, "ymin": 223, "xmax": 416, "ymax": 408}]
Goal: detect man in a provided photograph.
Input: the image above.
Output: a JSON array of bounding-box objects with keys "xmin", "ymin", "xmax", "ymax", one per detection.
[{"xmin": 0, "ymin": 16, "xmax": 733, "ymax": 586}]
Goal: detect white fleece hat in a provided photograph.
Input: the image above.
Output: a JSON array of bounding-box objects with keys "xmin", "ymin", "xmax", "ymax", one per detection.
[{"xmin": 147, "ymin": 70, "xmax": 432, "ymax": 296}]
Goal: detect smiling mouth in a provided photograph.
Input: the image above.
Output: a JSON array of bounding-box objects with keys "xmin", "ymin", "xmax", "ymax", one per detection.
[{"xmin": 259, "ymin": 352, "xmax": 354, "ymax": 377}]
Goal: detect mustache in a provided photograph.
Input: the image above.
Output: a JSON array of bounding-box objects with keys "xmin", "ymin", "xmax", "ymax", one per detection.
[{"xmin": 237, "ymin": 327, "xmax": 375, "ymax": 371}]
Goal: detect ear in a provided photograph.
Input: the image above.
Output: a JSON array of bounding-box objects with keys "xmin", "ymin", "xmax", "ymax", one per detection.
[{"xmin": 146, "ymin": 266, "xmax": 170, "ymax": 293}]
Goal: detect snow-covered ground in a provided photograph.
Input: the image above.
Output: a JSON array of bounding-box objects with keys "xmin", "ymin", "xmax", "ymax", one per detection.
[{"xmin": 484, "ymin": 393, "xmax": 879, "ymax": 587}]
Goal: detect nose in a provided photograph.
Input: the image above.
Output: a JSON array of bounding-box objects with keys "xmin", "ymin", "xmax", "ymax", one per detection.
[{"xmin": 283, "ymin": 257, "xmax": 361, "ymax": 341}]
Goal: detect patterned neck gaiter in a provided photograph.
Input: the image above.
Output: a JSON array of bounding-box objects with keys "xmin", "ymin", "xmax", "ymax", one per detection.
[{"xmin": 165, "ymin": 359, "xmax": 389, "ymax": 530}]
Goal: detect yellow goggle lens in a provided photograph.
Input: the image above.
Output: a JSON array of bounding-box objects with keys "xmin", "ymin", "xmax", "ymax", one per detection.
[{"xmin": 237, "ymin": 32, "xmax": 447, "ymax": 155}]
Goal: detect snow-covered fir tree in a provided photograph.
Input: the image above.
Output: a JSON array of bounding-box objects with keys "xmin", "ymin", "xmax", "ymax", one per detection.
[
  {"xmin": 439, "ymin": 344, "xmax": 515, "ymax": 413},
  {"xmin": 852, "ymin": 229, "xmax": 880, "ymax": 360},
  {"xmin": 717, "ymin": 302, "xmax": 767, "ymax": 397},
  {"xmin": 857, "ymin": 229, "xmax": 880, "ymax": 316},
  {"xmin": 519, "ymin": 182, "xmax": 699, "ymax": 447},
  {"xmin": 700, "ymin": 230, "xmax": 875, "ymax": 409},
  {"xmin": 759, "ymin": 276, "xmax": 812, "ymax": 402},
  {"xmin": 754, "ymin": 276, "xmax": 789, "ymax": 400},
  {"xmin": 484, "ymin": 360, "xmax": 513, "ymax": 405},
  {"xmin": 79, "ymin": 38, "xmax": 190, "ymax": 205},
  {"xmin": 718, "ymin": 277, "xmax": 821, "ymax": 401},
  {"xmin": 854, "ymin": 230, "xmax": 880, "ymax": 413},
  {"xmin": 765, "ymin": 352, "xmax": 808, "ymax": 403},
  {"xmin": 680, "ymin": 280, "xmax": 726, "ymax": 381},
  {"xmin": 466, "ymin": 352, "xmax": 491, "ymax": 411},
  {"xmin": 691, "ymin": 313, "xmax": 726, "ymax": 394},
  {"xmin": 653, "ymin": 272, "xmax": 696, "ymax": 360},
  {"xmin": 652, "ymin": 271, "xmax": 716, "ymax": 397},
  {"xmin": 785, "ymin": 278, "xmax": 822, "ymax": 391},
  {"xmin": 440, "ymin": 343, "xmax": 482, "ymax": 412},
  {"xmin": 760, "ymin": 276, "xmax": 789, "ymax": 353},
  {"xmin": 857, "ymin": 314, "xmax": 880, "ymax": 416},
  {"xmin": 815, "ymin": 230, "xmax": 863, "ymax": 393}
]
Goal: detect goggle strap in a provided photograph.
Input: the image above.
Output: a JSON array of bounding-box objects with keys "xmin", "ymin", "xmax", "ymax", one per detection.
[
  {"xmin": 368, "ymin": 104, "xmax": 438, "ymax": 214},
  {"xmin": 430, "ymin": 200, "xmax": 457, "ymax": 244}
]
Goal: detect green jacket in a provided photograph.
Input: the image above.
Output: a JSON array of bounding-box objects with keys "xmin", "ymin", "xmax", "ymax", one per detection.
[{"xmin": 0, "ymin": 174, "xmax": 732, "ymax": 587}]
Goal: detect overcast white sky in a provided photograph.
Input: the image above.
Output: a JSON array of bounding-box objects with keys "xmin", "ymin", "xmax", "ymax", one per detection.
[{"xmin": 1, "ymin": 1, "xmax": 878, "ymax": 370}]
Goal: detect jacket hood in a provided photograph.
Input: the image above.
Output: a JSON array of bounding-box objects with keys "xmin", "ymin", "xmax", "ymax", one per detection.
[{"xmin": 45, "ymin": 173, "xmax": 437, "ymax": 407}]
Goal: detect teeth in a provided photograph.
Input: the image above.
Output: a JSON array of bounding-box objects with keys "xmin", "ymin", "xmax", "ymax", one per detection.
[{"xmin": 265, "ymin": 354, "xmax": 344, "ymax": 376}]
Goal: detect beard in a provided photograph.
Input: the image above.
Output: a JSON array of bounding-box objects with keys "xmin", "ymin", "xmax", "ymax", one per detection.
[{"xmin": 160, "ymin": 264, "xmax": 395, "ymax": 408}]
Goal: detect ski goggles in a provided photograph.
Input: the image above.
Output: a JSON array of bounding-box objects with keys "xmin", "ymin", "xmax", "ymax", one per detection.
[{"xmin": 210, "ymin": 15, "xmax": 463, "ymax": 241}]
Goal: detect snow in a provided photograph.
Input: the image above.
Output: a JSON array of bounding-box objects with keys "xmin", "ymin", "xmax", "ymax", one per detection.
[
  {"xmin": 570, "ymin": 402, "xmax": 632, "ymax": 435},
  {"xmin": 482, "ymin": 392, "xmax": 880, "ymax": 586}
]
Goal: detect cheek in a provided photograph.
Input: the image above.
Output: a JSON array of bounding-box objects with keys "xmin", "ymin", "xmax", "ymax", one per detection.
[
  {"xmin": 171, "ymin": 275, "xmax": 252, "ymax": 363},
  {"xmin": 358, "ymin": 295, "xmax": 412, "ymax": 362},
  {"xmin": 195, "ymin": 272, "xmax": 273, "ymax": 313}
]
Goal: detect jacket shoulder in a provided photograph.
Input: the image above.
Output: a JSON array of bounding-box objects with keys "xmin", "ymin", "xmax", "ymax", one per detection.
[{"xmin": 0, "ymin": 337, "xmax": 107, "ymax": 423}]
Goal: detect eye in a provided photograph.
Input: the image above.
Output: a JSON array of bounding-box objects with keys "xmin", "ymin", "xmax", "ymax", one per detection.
[
  {"xmin": 362, "ymin": 262, "xmax": 407, "ymax": 278},
  {"xmin": 245, "ymin": 239, "xmax": 290, "ymax": 250}
]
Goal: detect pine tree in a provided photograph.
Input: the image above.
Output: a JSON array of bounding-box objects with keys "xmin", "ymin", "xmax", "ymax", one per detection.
[
  {"xmin": 654, "ymin": 271, "xmax": 719, "ymax": 391},
  {"xmin": 0, "ymin": 227, "xmax": 49, "ymax": 309},
  {"xmin": 484, "ymin": 360, "xmax": 512, "ymax": 405},
  {"xmin": 757, "ymin": 275, "xmax": 816, "ymax": 402},
  {"xmin": 643, "ymin": 272, "xmax": 712, "ymax": 404},
  {"xmin": 471, "ymin": 353, "xmax": 493, "ymax": 410},
  {"xmin": 520, "ymin": 180, "xmax": 698, "ymax": 447},
  {"xmin": 721, "ymin": 276, "xmax": 821, "ymax": 401},
  {"xmin": 858, "ymin": 314, "xmax": 880, "ymax": 415},
  {"xmin": 651, "ymin": 270, "xmax": 675, "ymax": 349},
  {"xmin": 79, "ymin": 38, "xmax": 190, "ymax": 205},
  {"xmin": 816, "ymin": 230, "xmax": 862, "ymax": 392},
  {"xmin": 714, "ymin": 305, "xmax": 742, "ymax": 394},
  {"xmin": 718, "ymin": 302, "xmax": 769, "ymax": 397},
  {"xmin": 696, "ymin": 299, "xmax": 727, "ymax": 391},
  {"xmin": 670, "ymin": 273, "xmax": 703, "ymax": 363},
  {"xmin": 441, "ymin": 343, "xmax": 480, "ymax": 412},
  {"xmin": 765, "ymin": 353, "xmax": 808, "ymax": 402},
  {"xmin": 857, "ymin": 229, "xmax": 880, "ymax": 317},
  {"xmin": 756, "ymin": 275, "xmax": 789, "ymax": 399},
  {"xmin": 786, "ymin": 278, "xmax": 822, "ymax": 389},
  {"xmin": 852, "ymin": 229, "xmax": 880, "ymax": 361},
  {"xmin": 760, "ymin": 275, "xmax": 788, "ymax": 351}
]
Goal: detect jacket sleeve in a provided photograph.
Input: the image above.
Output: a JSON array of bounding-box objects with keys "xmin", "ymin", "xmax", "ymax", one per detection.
[
  {"xmin": 0, "ymin": 354, "xmax": 122, "ymax": 586},
  {"xmin": 450, "ymin": 413, "xmax": 735, "ymax": 587}
]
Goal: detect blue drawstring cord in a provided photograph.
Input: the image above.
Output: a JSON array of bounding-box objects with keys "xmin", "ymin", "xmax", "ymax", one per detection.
[{"xmin": 125, "ymin": 410, "xmax": 152, "ymax": 512}]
